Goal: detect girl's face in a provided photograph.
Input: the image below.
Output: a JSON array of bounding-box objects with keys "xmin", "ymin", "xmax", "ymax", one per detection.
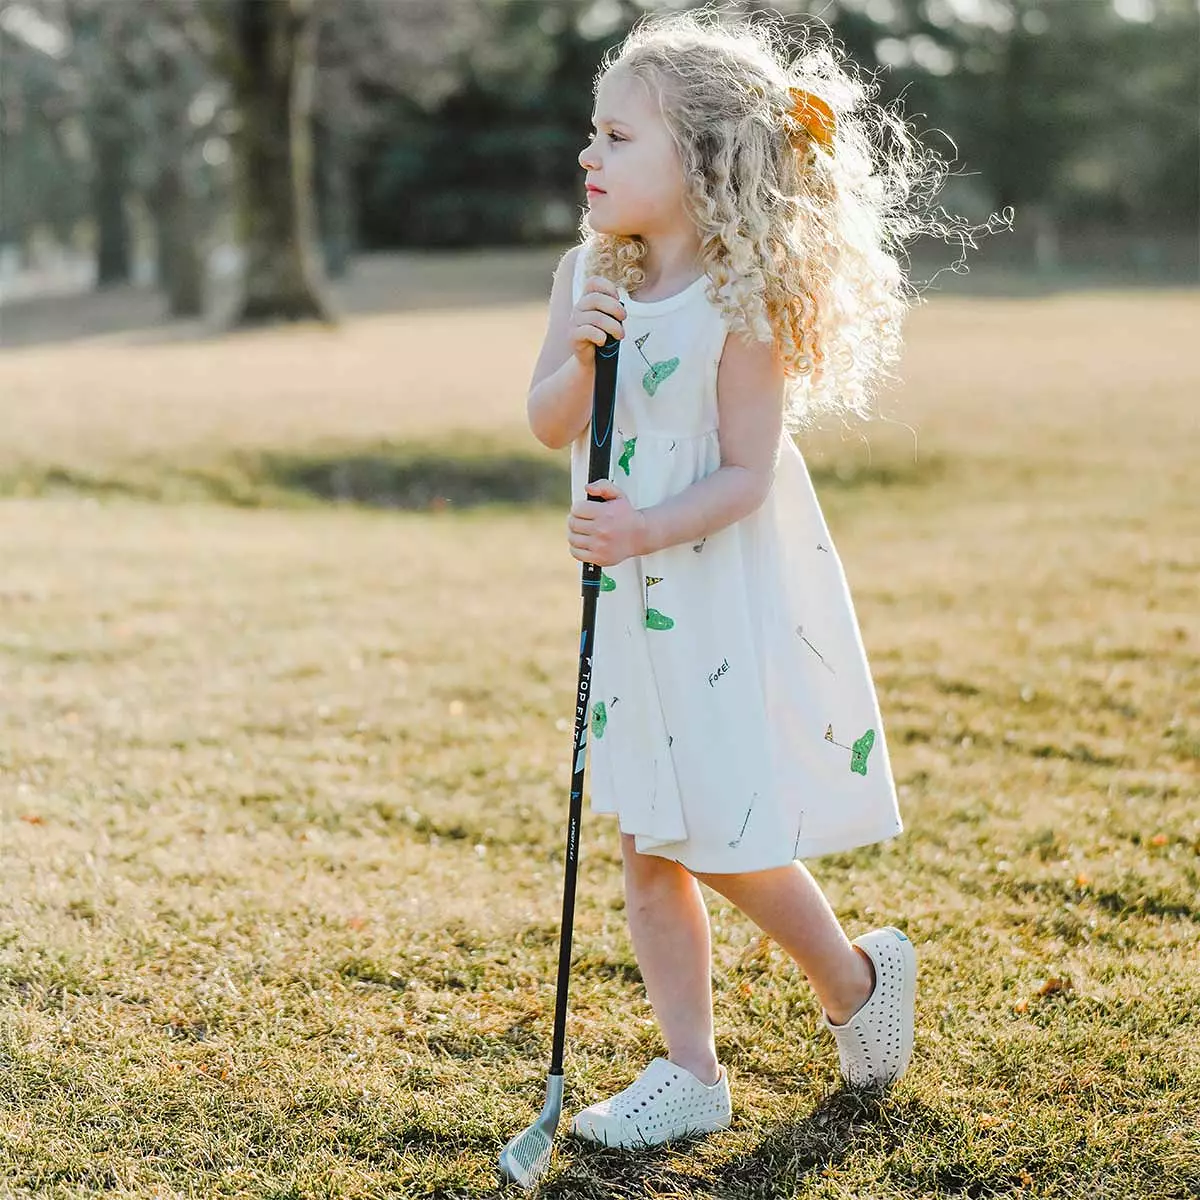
[{"xmin": 578, "ymin": 67, "xmax": 688, "ymax": 238}]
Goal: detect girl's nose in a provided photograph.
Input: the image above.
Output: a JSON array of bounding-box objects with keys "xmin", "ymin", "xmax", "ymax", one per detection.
[{"xmin": 579, "ymin": 139, "xmax": 599, "ymax": 171}]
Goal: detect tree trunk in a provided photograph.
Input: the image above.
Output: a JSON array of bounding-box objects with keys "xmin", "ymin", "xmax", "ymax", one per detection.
[
  {"xmin": 228, "ymin": 0, "xmax": 333, "ymax": 326},
  {"xmin": 153, "ymin": 49, "xmax": 206, "ymax": 319},
  {"xmin": 68, "ymin": 4, "xmax": 133, "ymax": 290},
  {"xmin": 993, "ymin": 5, "xmax": 1036, "ymax": 215},
  {"xmin": 314, "ymin": 113, "xmax": 354, "ymax": 280},
  {"xmin": 91, "ymin": 91, "xmax": 132, "ymax": 288},
  {"xmin": 155, "ymin": 161, "xmax": 206, "ymax": 317}
]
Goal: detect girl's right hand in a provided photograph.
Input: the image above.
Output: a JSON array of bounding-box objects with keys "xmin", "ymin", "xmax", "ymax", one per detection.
[{"xmin": 570, "ymin": 277, "xmax": 626, "ymax": 366}]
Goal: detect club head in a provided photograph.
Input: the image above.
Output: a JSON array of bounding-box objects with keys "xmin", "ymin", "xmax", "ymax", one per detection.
[{"xmin": 498, "ymin": 1073, "xmax": 564, "ymax": 1190}]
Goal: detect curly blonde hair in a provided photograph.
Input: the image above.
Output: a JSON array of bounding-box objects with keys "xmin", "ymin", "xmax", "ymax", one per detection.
[{"xmin": 580, "ymin": 7, "xmax": 1001, "ymax": 429}]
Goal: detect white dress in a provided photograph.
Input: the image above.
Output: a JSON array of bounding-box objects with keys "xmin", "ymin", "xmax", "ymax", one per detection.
[{"xmin": 569, "ymin": 250, "xmax": 904, "ymax": 873}]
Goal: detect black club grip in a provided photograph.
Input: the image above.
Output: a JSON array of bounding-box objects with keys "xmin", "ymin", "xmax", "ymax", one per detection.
[{"xmin": 582, "ymin": 333, "xmax": 620, "ymax": 586}]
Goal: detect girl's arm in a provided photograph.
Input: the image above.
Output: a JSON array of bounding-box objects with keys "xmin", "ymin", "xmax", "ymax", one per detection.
[
  {"xmin": 566, "ymin": 326, "xmax": 783, "ymax": 569},
  {"xmin": 526, "ymin": 246, "xmax": 625, "ymax": 450}
]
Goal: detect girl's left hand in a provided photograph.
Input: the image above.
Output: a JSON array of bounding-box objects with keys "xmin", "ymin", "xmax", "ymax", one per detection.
[{"xmin": 567, "ymin": 481, "xmax": 647, "ymax": 567}]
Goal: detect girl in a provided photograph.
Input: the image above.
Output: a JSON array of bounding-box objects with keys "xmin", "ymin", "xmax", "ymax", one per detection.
[{"xmin": 526, "ymin": 8, "xmax": 961, "ymax": 1149}]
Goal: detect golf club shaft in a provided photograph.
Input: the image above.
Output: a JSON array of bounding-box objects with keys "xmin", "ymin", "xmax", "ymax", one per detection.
[{"xmin": 549, "ymin": 331, "xmax": 619, "ymax": 1077}]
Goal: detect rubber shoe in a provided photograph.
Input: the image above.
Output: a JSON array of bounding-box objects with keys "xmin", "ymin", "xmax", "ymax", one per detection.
[
  {"xmin": 569, "ymin": 1057, "xmax": 731, "ymax": 1148},
  {"xmin": 822, "ymin": 926, "xmax": 917, "ymax": 1087}
]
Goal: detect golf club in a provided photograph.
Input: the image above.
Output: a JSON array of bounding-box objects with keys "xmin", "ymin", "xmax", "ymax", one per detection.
[{"xmin": 498, "ymin": 330, "xmax": 620, "ymax": 1189}]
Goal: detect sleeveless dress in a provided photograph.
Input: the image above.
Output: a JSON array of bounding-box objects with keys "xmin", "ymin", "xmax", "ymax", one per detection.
[{"xmin": 569, "ymin": 249, "xmax": 904, "ymax": 873}]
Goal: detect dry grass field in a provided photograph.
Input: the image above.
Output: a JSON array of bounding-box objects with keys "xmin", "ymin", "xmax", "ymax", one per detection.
[{"xmin": 1, "ymin": 257, "xmax": 1197, "ymax": 1198}]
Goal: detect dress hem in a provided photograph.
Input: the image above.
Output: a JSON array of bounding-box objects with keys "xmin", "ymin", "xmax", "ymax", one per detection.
[{"xmin": 589, "ymin": 808, "xmax": 905, "ymax": 873}]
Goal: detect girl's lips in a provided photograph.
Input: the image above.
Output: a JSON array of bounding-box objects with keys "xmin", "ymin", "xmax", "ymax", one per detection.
[{"xmin": 586, "ymin": 185, "xmax": 606, "ymax": 195}]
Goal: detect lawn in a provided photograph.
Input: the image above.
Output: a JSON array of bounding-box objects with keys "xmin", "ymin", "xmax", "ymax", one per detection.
[{"xmin": 0, "ymin": 260, "xmax": 1197, "ymax": 1198}]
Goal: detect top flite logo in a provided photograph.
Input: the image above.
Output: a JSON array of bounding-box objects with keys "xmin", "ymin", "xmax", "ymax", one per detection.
[{"xmin": 576, "ymin": 658, "xmax": 592, "ymax": 720}]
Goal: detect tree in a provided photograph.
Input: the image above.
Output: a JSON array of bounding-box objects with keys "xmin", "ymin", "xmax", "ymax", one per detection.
[
  {"xmin": 147, "ymin": 28, "xmax": 208, "ymax": 318},
  {"xmin": 210, "ymin": 0, "xmax": 332, "ymax": 326},
  {"xmin": 0, "ymin": 2, "xmax": 84, "ymax": 268},
  {"xmin": 62, "ymin": 0, "xmax": 137, "ymax": 286},
  {"xmin": 119, "ymin": 4, "xmax": 224, "ymax": 319}
]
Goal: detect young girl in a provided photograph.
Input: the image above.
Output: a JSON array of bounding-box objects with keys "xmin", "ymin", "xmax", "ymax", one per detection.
[{"xmin": 526, "ymin": 8, "xmax": 959, "ymax": 1149}]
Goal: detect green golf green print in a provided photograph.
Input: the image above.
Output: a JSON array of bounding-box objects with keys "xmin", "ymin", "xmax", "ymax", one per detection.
[
  {"xmin": 850, "ymin": 729, "xmax": 875, "ymax": 775},
  {"xmin": 644, "ymin": 575, "xmax": 674, "ymax": 631},
  {"xmin": 600, "ymin": 572, "xmax": 616, "ymax": 591},
  {"xmin": 825, "ymin": 724, "xmax": 876, "ymax": 775},
  {"xmin": 591, "ymin": 701, "xmax": 607, "ymax": 739},
  {"xmin": 634, "ymin": 332, "xmax": 679, "ymax": 397},
  {"xmin": 618, "ymin": 437, "xmax": 637, "ymax": 475}
]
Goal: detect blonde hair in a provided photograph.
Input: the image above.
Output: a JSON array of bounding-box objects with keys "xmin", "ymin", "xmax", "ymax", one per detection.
[{"xmin": 580, "ymin": 7, "xmax": 1002, "ymax": 429}]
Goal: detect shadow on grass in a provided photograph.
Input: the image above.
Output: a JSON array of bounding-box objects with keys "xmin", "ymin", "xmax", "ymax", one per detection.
[
  {"xmin": 0, "ymin": 448, "xmax": 566, "ymax": 511},
  {"xmin": 539, "ymin": 1085, "xmax": 952, "ymax": 1199},
  {"xmin": 372, "ymin": 1084, "xmax": 918, "ymax": 1198},
  {"xmin": 1002, "ymin": 877, "xmax": 1200, "ymax": 924},
  {"xmin": 260, "ymin": 444, "xmax": 948, "ymax": 509},
  {"xmin": 2, "ymin": 442, "xmax": 950, "ymax": 511},
  {"xmin": 260, "ymin": 445, "xmax": 568, "ymax": 509}
]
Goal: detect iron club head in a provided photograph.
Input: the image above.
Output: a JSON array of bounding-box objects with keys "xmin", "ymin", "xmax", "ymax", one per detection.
[{"xmin": 498, "ymin": 1072, "xmax": 564, "ymax": 1189}]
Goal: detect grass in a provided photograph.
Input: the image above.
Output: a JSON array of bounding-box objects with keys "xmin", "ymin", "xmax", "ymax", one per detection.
[{"xmin": 0, "ymin": 260, "xmax": 1198, "ymax": 1198}]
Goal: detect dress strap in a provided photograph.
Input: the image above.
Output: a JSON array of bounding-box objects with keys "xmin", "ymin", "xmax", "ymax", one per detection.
[{"xmin": 570, "ymin": 242, "xmax": 589, "ymax": 306}]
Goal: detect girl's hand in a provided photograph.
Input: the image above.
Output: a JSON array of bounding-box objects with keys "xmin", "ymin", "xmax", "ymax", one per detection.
[
  {"xmin": 567, "ymin": 481, "xmax": 647, "ymax": 567},
  {"xmin": 570, "ymin": 277, "xmax": 626, "ymax": 367}
]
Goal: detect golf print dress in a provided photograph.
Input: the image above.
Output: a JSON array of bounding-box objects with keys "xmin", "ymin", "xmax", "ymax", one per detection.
[{"xmin": 569, "ymin": 249, "xmax": 903, "ymax": 873}]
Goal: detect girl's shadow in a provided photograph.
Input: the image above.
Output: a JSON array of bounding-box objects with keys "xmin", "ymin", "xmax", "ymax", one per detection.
[{"xmin": 540, "ymin": 1083, "xmax": 932, "ymax": 1198}]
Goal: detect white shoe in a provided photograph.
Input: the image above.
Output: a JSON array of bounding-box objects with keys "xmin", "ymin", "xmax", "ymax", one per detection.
[
  {"xmin": 569, "ymin": 1057, "xmax": 732, "ymax": 1149},
  {"xmin": 822, "ymin": 926, "xmax": 917, "ymax": 1087}
]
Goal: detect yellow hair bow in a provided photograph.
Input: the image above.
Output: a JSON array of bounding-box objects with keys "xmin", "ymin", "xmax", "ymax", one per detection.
[{"xmin": 788, "ymin": 86, "xmax": 836, "ymax": 152}]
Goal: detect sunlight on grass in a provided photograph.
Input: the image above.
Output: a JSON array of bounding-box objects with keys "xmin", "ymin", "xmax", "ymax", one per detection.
[{"xmin": 0, "ymin": 280, "xmax": 1197, "ymax": 1197}]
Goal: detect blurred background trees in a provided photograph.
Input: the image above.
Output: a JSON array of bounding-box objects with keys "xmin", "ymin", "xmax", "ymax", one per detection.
[{"xmin": 1, "ymin": 0, "xmax": 1196, "ymax": 327}]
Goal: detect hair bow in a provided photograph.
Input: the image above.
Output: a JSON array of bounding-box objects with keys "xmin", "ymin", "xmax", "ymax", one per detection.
[{"xmin": 788, "ymin": 86, "xmax": 836, "ymax": 152}]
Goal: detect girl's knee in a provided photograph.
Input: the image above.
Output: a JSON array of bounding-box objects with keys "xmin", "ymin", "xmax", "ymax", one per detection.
[{"xmin": 620, "ymin": 833, "xmax": 687, "ymax": 884}]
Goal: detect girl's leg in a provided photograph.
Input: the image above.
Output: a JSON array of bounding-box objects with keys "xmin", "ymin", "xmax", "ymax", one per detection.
[
  {"xmin": 690, "ymin": 861, "xmax": 876, "ymax": 1025},
  {"xmin": 619, "ymin": 832, "xmax": 721, "ymax": 1086}
]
